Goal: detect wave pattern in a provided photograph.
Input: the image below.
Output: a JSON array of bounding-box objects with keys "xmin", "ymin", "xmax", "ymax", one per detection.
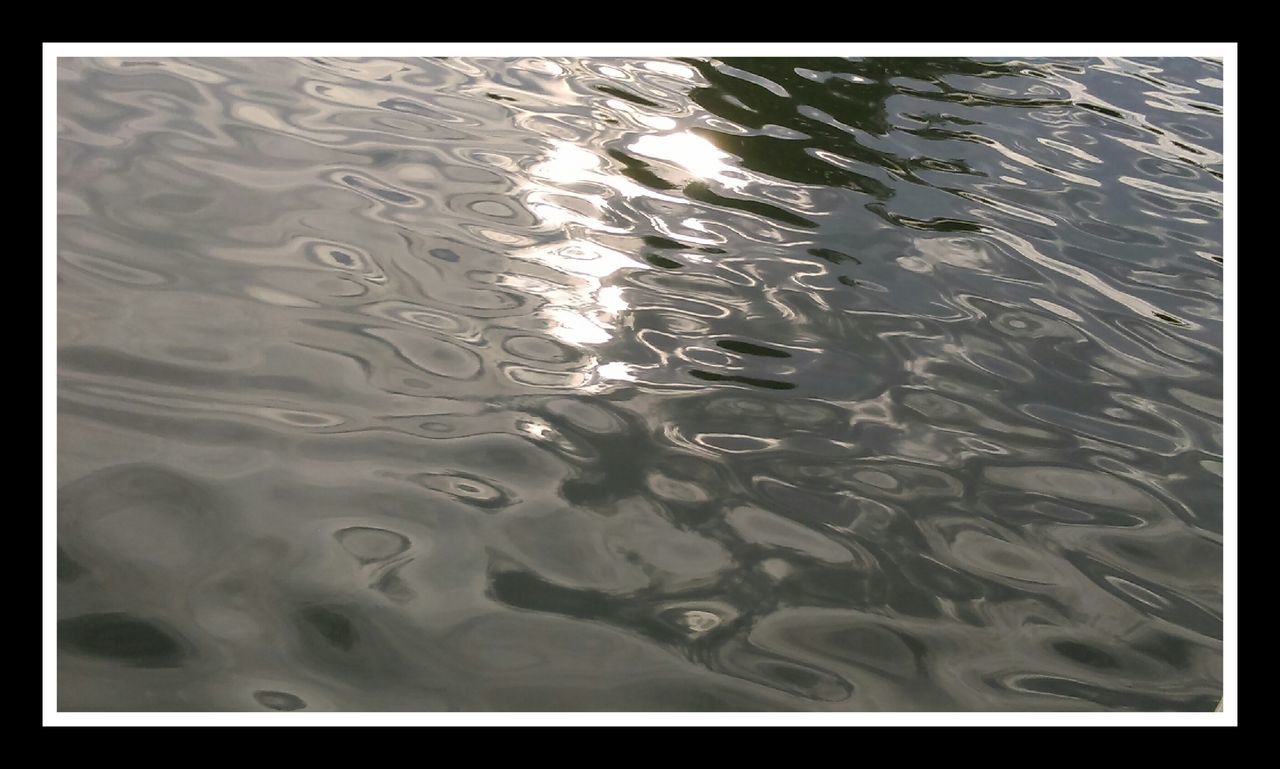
[{"xmin": 57, "ymin": 56, "xmax": 1223, "ymax": 711}]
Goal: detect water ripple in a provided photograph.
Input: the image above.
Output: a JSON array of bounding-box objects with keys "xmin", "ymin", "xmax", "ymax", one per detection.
[{"xmin": 58, "ymin": 55, "xmax": 1222, "ymax": 712}]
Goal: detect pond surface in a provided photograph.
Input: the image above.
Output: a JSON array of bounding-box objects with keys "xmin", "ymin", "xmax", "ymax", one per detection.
[{"xmin": 56, "ymin": 56, "xmax": 1224, "ymax": 711}]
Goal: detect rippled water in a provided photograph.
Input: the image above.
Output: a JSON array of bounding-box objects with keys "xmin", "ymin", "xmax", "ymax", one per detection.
[{"xmin": 56, "ymin": 56, "xmax": 1224, "ymax": 712}]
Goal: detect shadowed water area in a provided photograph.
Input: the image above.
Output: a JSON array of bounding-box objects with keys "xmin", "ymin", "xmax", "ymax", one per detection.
[{"xmin": 56, "ymin": 56, "xmax": 1224, "ymax": 712}]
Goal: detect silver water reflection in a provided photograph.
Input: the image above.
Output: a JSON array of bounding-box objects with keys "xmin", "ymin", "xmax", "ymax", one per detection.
[{"xmin": 57, "ymin": 56, "xmax": 1223, "ymax": 711}]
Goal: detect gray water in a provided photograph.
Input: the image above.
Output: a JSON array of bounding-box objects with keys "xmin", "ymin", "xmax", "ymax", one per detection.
[{"xmin": 56, "ymin": 56, "xmax": 1224, "ymax": 711}]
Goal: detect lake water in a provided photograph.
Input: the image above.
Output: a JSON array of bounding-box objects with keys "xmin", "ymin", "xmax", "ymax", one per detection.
[{"xmin": 56, "ymin": 56, "xmax": 1224, "ymax": 712}]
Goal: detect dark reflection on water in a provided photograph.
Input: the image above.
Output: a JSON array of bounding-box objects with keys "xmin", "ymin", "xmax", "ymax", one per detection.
[{"xmin": 57, "ymin": 56, "xmax": 1223, "ymax": 712}]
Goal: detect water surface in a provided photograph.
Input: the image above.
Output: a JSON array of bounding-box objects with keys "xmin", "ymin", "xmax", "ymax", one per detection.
[{"xmin": 56, "ymin": 56, "xmax": 1224, "ymax": 711}]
